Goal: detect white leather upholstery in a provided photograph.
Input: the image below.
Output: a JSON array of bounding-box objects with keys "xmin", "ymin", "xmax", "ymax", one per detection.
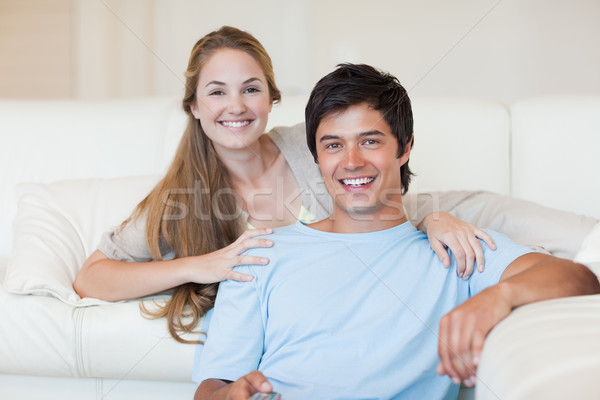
[
  {"xmin": 0, "ymin": 97, "xmax": 186, "ymax": 258},
  {"xmin": 476, "ymin": 294, "xmax": 600, "ymax": 400},
  {"xmin": 410, "ymin": 97, "xmax": 510, "ymax": 195},
  {"xmin": 511, "ymin": 97, "xmax": 600, "ymax": 219}
]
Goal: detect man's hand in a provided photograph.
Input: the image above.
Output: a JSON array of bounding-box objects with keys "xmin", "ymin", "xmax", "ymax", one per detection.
[
  {"xmin": 195, "ymin": 371, "xmax": 273, "ymax": 400},
  {"xmin": 436, "ymin": 252, "xmax": 600, "ymax": 387},
  {"xmin": 436, "ymin": 285, "xmax": 511, "ymax": 386}
]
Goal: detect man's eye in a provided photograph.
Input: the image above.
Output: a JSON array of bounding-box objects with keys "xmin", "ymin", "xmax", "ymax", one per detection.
[
  {"xmin": 363, "ymin": 139, "xmax": 378, "ymax": 146},
  {"xmin": 326, "ymin": 143, "xmax": 342, "ymax": 149}
]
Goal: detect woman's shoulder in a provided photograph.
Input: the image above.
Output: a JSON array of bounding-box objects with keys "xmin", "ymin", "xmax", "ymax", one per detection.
[{"xmin": 267, "ymin": 122, "xmax": 306, "ymax": 148}]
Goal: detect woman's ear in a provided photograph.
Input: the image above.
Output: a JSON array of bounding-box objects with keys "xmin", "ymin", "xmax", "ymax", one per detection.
[{"xmin": 190, "ymin": 102, "xmax": 200, "ymax": 119}]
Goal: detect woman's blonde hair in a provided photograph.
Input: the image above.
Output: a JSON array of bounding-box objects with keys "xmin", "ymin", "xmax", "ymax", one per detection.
[{"xmin": 126, "ymin": 26, "xmax": 280, "ymax": 343}]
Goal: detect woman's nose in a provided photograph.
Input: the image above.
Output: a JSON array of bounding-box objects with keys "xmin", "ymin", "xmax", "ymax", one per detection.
[{"xmin": 227, "ymin": 94, "xmax": 246, "ymax": 115}]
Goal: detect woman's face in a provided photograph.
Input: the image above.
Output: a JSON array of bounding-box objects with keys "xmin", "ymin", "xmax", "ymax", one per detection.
[{"xmin": 191, "ymin": 48, "xmax": 273, "ymax": 152}]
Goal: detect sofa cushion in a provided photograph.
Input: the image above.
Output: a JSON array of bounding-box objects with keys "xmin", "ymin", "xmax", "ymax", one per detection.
[
  {"xmin": 0, "ymin": 97, "xmax": 186, "ymax": 259},
  {"xmin": 5, "ymin": 175, "xmax": 160, "ymax": 306}
]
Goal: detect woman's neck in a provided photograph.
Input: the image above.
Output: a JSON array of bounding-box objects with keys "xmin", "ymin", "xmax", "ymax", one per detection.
[{"xmin": 214, "ymin": 134, "xmax": 279, "ymax": 187}]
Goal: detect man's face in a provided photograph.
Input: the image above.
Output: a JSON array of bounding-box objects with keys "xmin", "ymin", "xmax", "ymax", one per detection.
[{"xmin": 315, "ymin": 103, "xmax": 410, "ymax": 220}]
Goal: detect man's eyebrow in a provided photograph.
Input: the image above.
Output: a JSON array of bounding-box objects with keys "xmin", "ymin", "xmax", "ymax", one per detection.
[
  {"xmin": 205, "ymin": 77, "xmax": 262, "ymax": 87},
  {"xmin": 359, "ymin": 130, "xmax": 386, "ymax": 138},
  {"xmin": 319, "ymin": 130, "xmax": 385, "ymax": 142}
]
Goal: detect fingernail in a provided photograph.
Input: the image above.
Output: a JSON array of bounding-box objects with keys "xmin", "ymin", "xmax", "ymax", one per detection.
[
  {"xmin": 472, "ymin": 356, "xmax": 480, "ymax": 366},
  {"xmin": 261, "ymin": 258, "xmax": 269, "ymax": 264},
  {"xmin": 266, "ymin": 240, "xmax": 273, "ymax": 246},
  {"xmin": 260, "ymin": 382, "xmax": 271, "ymax": 391},
  {"xmin": 452, "ymin": 377, "xmax": 461, "ymax": 385}
]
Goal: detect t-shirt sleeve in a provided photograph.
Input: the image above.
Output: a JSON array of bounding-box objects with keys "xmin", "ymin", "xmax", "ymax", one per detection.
[
  {"xmin": 469, "ymin": 230, "xmax": 534, "ymax": 295},
  {"xmin": 97, "ymin": 214, "xmax": 174, "ymax": 262},
  {"xmin": 193, "ymin": 266, "xmax": 265, "ymax": 384}
]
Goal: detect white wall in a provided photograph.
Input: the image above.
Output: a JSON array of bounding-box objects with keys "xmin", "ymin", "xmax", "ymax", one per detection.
[
  {"xmin": 1, "ymin": 0, "xmax": 599, "ymax": 103},
  {"xmin": 75, "ymin": 0, "xmax": 600, "ymax": 104}
]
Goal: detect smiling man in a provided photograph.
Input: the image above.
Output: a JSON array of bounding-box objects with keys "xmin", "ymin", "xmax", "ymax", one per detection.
[{"xmin": 193, "ymin": 64, "xmax": 600, "ymax": 400}]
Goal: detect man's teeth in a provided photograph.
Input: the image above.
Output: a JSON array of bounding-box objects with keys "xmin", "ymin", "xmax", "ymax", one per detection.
[
  {"xmin": 221, "ymin": 121, "xmax": 250, "ymax": 128},
  {"xmin": 341, "ymin": 177, "xmax": 375, "ymax": 187}
]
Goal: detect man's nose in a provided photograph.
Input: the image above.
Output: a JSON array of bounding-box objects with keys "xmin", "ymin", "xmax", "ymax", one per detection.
[{"xmin": 342, "ymin": 146, "xmax": 365, "ymax": 169}]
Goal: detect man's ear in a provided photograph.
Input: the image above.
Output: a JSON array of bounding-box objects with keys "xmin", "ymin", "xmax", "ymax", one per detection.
[{"xmin": 398, "ymin": 136, "xmax": 412, "ymax": 165}]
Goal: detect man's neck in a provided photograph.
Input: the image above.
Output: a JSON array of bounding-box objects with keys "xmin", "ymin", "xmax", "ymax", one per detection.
[{"xmin": 308, "ymin": 210, "xmax": 408, "ymax": 234}]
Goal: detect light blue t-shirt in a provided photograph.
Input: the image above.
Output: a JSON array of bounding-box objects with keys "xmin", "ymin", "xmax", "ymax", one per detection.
[{"xmin": 194, "ymin": 222, "xmax": 532, "ymax": 399}]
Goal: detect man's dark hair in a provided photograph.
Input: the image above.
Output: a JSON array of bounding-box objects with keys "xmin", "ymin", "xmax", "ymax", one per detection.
[{"xmin": 305, "ymin": 63, "xmax": 414, "ymax": 194}]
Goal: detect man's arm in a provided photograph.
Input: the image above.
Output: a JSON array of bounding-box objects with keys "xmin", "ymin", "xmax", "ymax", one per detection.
[
  {"xmin": 195, "ymin": 372, "xmax": 273, "ymax": 400},
  {"xmin": 437, "ymin": 252, "xmax": 600, "ymax": 386}
]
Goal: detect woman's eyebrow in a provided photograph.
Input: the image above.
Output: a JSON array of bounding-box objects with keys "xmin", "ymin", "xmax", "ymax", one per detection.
[{"xmin": 205, "ymin": 77, "xmax": 262, "ymax": 87}]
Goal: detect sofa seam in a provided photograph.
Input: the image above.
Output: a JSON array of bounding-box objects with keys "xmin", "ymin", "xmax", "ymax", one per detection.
[{"xmin": 74, "ymin": 306, "xmax": 88, "ymax": 378}]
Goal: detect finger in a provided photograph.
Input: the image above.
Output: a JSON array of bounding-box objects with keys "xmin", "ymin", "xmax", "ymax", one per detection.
[
  {"xmin": 475, "ymin": 229, "xmax": 496, "ymax": 251},
  {"xmin": 231, "ymin": 238, "xmax": 273, "ymax": 254},
  {"xmin": 438, "ymin": 315, "xmax": 461, "ymax": 384},
  {"xmin": 436, "ymin": 361, "xmax": 446, "ymax": 376},
  {"xmin": 237, "ymin": 228, "xmax": 274, "ymax": 242},
  {"xmin": 226, "ymin": 270, "xmax": 255, "ymax": 282},
  {"xmin": 447, "ymin": 310, "xmax": 478, "ymax": 381},
  {"xmin": 463, "ymin": 375, "xmax": 477, "ymax": 388},
  {"xmin": 468, "ymin": 233, "xmax": 486, "ymax": 273},
  {"xmin": 429, "ymin": 238, "xmax": 451, "ymax": 268},
  {"xmin": 246, "ymin": 370, "xmax": 272, "ymax": 393},
  {"xmin": 237, "ymin": 255, "xmax": 270, "ymax": 267},
  {"xmin": 471, "ymin": 328, "xmax": 486, "ymax": 369},
  {"xmin": 456, "ymin": 235, "xmax": 475, "ymax": 279},
  {"xmin": 445, "ymin": 237, "xmax": 466, "ymax": 277}
]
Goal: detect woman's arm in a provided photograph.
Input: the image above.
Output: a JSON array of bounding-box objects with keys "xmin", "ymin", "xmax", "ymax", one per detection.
[
  {"xmin": 418, "ymin": 212, "xmax": 496, "ymax": 279},
  {"xmin": 73, "ymin": 228, "xmax": 273, "ymax": 301}
]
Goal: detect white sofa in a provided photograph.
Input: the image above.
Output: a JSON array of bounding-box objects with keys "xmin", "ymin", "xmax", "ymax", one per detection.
[{"xmin": 1, "ymin": 95, "xmax": 599, "ymax": 400}]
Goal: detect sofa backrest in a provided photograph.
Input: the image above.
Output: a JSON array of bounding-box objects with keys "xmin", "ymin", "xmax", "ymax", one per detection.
[
  {"xmin": 0, "ymin": 97, "xmax": 186, "ymax": 258},
  {"xmin": 511, "ymin": 96, "xmax": 600, "ymax": 220}
]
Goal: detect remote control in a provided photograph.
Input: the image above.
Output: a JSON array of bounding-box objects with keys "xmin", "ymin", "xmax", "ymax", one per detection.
[{"xmin": 248, "ymin": 392, "xmax": 281, "ymax": 400}]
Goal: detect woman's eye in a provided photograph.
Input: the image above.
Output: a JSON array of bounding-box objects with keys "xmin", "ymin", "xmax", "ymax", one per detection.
[
  {"xmin": 245, "ymin": 87, "xmax": 260, "ymax": 94},
  {"xmin": 209, "ymin": 90, "xmax": 224, "ymax": 96}
]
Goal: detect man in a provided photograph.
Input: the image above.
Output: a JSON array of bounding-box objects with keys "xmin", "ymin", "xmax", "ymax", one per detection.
[{"xmin": 194, "ymin": 64, "xmax": 600, "ymax": 400}]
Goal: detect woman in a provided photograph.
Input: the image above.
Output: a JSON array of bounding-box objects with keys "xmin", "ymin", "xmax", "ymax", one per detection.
[{"xmin": 73, "ymin": 26, "xmax": 494, "ymax": 343}]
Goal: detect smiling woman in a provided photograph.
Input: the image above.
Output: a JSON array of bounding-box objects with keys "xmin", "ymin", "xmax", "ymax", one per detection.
[{"xmin": 190, "ymin": 48, "xmax": 273, "ymax": 152}]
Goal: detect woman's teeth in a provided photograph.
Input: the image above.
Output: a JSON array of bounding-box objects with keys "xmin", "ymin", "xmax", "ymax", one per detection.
[
  {"xmin": 221, "ymin": 121, "xmax": 250, "ymax": 128},
  {"xmin": 341, "ymin": 177, "xmax": 375, "ymax": 187}
]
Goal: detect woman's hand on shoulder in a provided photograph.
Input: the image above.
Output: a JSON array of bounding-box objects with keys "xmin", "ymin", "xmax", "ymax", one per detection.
[
  {"xmin": 418, "ymin": 212, "xmax": 496, "ymax": 279},
  {"xmin": 189, "ymin": 228, "xmax": 274, "ymax": 284}
]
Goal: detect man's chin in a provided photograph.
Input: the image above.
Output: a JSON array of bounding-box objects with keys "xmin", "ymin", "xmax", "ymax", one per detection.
[{"xmin": 344, "ymin": 205, "xmax": 378, "ymax": 220}]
